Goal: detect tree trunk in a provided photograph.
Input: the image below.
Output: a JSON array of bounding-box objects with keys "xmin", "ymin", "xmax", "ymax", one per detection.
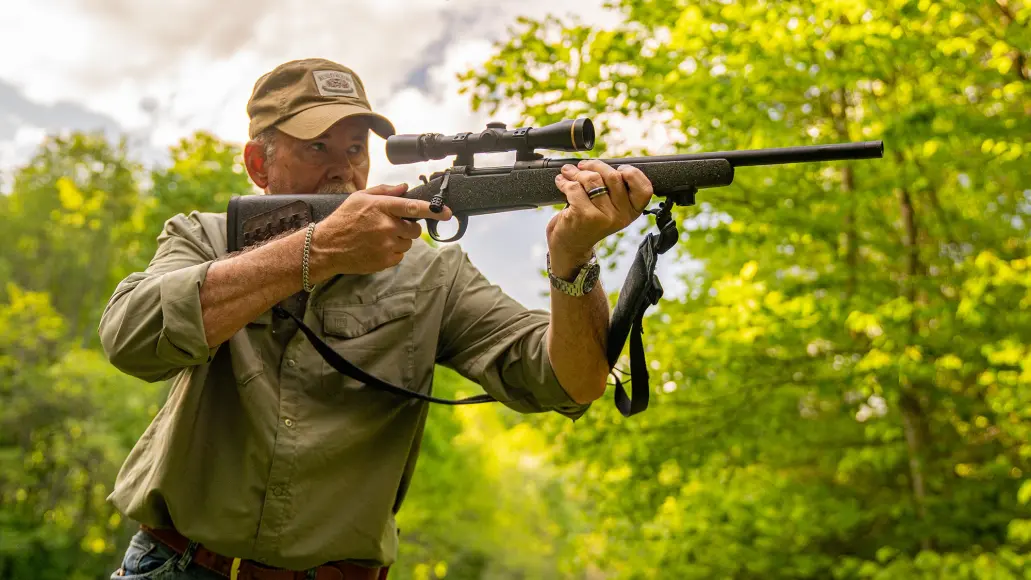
[{"xmin": 896, "ymin": 179, "xmax": 932, "ymax": 551}]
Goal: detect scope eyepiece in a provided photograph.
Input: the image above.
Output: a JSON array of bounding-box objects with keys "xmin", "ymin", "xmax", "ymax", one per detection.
[{"xmin": 386, "ymin": 118, "xmax": 594, "ymax": 165}]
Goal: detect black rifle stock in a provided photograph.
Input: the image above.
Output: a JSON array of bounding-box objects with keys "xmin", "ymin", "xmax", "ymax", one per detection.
[{"xmin": 226, "ymin": 118, "xmax": 884, "ymax": 417}]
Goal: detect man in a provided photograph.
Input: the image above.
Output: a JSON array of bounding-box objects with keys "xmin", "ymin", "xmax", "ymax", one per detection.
[{"xmin": 100, "ymin": 58, "xmax": 654, "ymax": 580}]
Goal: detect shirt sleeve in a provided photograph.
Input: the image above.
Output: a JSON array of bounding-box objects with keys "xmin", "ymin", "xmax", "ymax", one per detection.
[
  {"xmin": 435, "ymin": 246, "xmax": 591, "ymax": 420},
  {"xmin": 98, "ymin": 213, "xmax": 219, "ymax": 383}
]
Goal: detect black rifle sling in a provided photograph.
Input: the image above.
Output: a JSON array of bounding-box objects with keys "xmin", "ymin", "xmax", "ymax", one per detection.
[
  {"xmin": 605, "ymin": 200, "xmax": 680, "ymax": 417},
  {"xmin": 272, "ymin": 305, "xmax": 497, "ymax": 406},
  {"xmin": 271, "ymin": 202, "xmax": 680, "ymax": 414}
]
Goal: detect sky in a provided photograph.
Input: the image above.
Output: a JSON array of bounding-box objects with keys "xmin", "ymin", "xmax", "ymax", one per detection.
[{"xmin": 0, "ymin": 0, "xmax": 691, "ymax": 309}]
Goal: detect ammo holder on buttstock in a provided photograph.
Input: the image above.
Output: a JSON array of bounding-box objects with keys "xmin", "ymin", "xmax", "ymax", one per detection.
[{"xmin": 238, "ymin": 201, "xmax": 312, "ymax": 249}]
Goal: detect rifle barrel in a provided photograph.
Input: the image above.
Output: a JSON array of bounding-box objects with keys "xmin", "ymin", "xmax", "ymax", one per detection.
[{"xmin": 546, "ymin": 140, "xmax": 883, "ymax": 168}]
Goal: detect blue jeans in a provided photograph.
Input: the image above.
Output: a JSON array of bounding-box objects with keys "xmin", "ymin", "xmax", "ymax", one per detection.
[{"xmin": 111, "ymin": 530, "xmax": 223, "ymax": 579}]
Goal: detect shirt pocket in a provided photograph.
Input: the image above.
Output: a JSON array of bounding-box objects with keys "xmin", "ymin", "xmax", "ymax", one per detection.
[
  {"xmin": 231, "ymin": 309, "xmax": 271, "ymax": 387},
  {"xmin": 316, "ymin": 290, "xmax": 418, "ymax": 400}
]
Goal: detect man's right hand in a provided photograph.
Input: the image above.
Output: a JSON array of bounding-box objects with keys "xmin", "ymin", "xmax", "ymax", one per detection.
[
  {"xmin": 308, "ymin": 183, "xmax": 453, "ymax": 280},
  {"xmin": 193, "ymin": 183, "xmax": 450, "ymax": 347}
]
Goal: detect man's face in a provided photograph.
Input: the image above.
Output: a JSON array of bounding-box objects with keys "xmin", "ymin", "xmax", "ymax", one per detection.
[{"xmin": 246, "ymin": 117, "xmax": 371, "ymax": 194}]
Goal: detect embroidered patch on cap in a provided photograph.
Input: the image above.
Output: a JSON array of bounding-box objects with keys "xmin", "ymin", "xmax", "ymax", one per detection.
[{"xmin": 313, "ymin": 70, "xmax": 359, "ymax": 98}]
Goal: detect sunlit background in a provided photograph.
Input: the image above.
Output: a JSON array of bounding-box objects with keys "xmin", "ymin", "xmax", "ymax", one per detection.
[{"xmin": 3, "ymin": 0, "xmax": 1030, "ymax": 579}]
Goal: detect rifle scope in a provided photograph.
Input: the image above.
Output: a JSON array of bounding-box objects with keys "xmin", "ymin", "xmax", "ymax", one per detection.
[{"xmin": 386, "ymin": 118, "xmax": 594, "ymax": 165}]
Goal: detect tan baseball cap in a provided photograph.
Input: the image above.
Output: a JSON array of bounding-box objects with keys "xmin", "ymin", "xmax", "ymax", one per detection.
[{"xmin": 247, "ymin": 58, "xmax": 395, "ymax": 140}]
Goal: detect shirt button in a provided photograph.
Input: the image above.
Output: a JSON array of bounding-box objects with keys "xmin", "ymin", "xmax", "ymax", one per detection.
[
  {"xmin": 284, "ymin": 418, "xmax": 294, "ymax": 427},
  {"xmin": 287, "ymin": 359, "xmax": 296, "ymax": 367}
]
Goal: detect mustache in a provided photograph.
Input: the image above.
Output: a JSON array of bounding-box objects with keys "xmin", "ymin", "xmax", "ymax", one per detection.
[{"xmin": 316, "ymin": 181, "xmax": 358, "ymax": 194}]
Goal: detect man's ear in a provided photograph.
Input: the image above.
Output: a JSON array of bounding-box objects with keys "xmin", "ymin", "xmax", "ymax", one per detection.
[{"xmin": 244, "ymin": 140, "xmax": 270, "ymax": 189}]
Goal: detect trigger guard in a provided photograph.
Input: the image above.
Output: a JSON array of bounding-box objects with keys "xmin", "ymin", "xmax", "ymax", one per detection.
[{"xmin": 427, "ymin": 215, "xmax": 469, "ymax": 242}]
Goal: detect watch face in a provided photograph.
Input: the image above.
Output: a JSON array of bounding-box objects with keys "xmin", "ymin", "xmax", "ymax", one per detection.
[{"xmin": 582, "ymin": 264, "xmax": 601, "ymax": 293}]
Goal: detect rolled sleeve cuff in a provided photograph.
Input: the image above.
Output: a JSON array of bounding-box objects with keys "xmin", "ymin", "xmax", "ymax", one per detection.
[
  {"xmin": 492, "ymin": 325, "xmax": 590, "ymax": 421},
  {"xmin": 532, "ymin": 349, "xmax": 592, "ymax": 421},
  {"xmin": 155, "ymin": 261, "xmax": 217, "ymax": 365}
]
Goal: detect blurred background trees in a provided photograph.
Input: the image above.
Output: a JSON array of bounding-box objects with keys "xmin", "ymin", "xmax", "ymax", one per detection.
[{"xmin": 1, "ymin": 0, "xmax": 1029, "ymax": 578}]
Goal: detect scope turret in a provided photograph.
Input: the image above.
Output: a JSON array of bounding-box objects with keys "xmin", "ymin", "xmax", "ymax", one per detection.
[{"xmin": 386, "ymin": 118, "xmax": 594, "ymax": 165}]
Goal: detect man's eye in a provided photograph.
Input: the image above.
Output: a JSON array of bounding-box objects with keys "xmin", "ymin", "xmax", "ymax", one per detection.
[
  {"xmin": 310, "ymin": 142, "xmax": 327, "ymax": 152},
  {"xmin": 348, "ymin": 144, "xmax": 364, "ymax": 155}
]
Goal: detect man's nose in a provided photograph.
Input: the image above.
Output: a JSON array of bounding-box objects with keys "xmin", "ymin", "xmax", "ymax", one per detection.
[{"xmin": 325, "ymin": 160, "xmax": 354, "ymax": 182}]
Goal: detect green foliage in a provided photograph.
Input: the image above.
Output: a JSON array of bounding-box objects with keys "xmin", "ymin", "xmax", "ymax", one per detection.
[
  {"xmin": 0, "ymin": 133, "xmax": 145, "ymax": 349},
  {"xmin": 0, "ymin": 132, "xmax": 256, "ymax": 578},
  {"xmin": 149, "ymin": 131, "xmax": 254, "ymax": 215},
  {"xmin": 393, "ymin": 368, "xmax": 588, "ymax": 580},
  {"xmin": 460, "ymin": 0, "xmax": 1031, "ymax": 577},
  {"xmin": 143, "ymin": 132, "xmax": 255, "ymax": 259},
  {"xmin": 1, "ymin": 0, "xmax": 1028, "ymax": 577},
  {"xmin": 0, "ymin": 285, "xmax": 165, "ymax": 579}
]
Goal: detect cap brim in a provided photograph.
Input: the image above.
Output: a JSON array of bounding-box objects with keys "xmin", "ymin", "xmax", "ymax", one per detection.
[{"xmin": 276, "ymin": 103, "xmax": 396, "ymax": 140}]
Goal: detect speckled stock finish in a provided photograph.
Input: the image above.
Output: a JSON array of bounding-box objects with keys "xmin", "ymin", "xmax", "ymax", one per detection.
[{"xmin": 227, "ymin": 159, "xmax": 734, "ymax": 250}]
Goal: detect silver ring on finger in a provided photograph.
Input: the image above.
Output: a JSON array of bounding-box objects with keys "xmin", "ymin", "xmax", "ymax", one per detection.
[{"xmin": 587, "ymin": 186, "xmax": 609, "ymax": 199}]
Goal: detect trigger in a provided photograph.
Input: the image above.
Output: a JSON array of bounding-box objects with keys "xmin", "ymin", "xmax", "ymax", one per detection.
[
  {"xmin": 426, "ymin": 216, "xmax": 469, "ymax": 243},
  {"xmin": 427, "ymin": 219, "xmax": 442, "ymax": 242}
]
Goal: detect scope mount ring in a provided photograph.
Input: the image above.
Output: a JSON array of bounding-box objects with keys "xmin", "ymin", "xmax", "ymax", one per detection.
[{"xmin": 426, "ymin": 215, "xmax": 469, "ymax": 243}]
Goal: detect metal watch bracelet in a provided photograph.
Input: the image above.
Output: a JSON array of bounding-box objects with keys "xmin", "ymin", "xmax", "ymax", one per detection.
[{"xmin": 547, "ymin": 251, "xmax": 600, "ymax": 297}]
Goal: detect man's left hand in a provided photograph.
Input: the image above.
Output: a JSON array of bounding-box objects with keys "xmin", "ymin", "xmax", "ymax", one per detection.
[{"xmin": 546, "ymin": 160, "xmax": 655, "ymax": 276}]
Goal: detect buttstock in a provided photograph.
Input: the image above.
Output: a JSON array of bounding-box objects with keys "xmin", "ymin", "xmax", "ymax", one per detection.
[{"xmin": 227, "ymin": 194, "xmax": 349, "ymax": 252}]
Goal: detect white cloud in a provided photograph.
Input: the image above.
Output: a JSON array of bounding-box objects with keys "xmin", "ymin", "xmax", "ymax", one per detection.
[
  {"xmin": 0, "ymin": 126, "xmax": 48, "ymax": 192},
  {"xmin": 1, "ymin": 0, "xmax": 615, "ymax": 144},
  {"xmin": 0, "ymin": 0, "xmax": 705, "ymax": 309},
  {"xmin": 366, "ymin": 37, "xmax": 529, "ymax": 185}
]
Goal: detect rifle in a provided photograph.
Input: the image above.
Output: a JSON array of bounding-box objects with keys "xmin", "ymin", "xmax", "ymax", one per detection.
[{"xmin": 227, "ymin": 118, "xmax": 884, "ymax": 416}]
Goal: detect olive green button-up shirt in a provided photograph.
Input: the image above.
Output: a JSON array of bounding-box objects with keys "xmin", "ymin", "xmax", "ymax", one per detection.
[{"xmin": 99, "ymin": 211, "xmax": 589, "ymax": 571}]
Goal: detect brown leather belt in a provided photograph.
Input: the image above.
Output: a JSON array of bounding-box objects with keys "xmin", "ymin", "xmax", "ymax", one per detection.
[{"xmin": 141, "ymin": 525, "xmax": 389, "ymax": 580}]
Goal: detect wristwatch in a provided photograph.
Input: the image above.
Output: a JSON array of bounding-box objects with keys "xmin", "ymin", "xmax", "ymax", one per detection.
[{"xmin": 547, "ymin": 252, "xmax": 601, "ymax": 297}]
